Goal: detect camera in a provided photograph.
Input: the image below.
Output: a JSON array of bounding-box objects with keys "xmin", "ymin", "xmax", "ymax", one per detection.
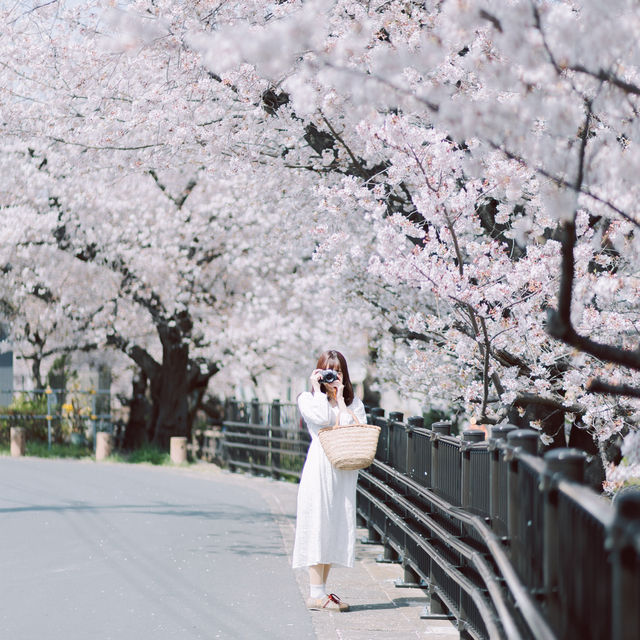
[{"xmin": 320, "ymin": 369, "xmax": 339, "ymax": 383}]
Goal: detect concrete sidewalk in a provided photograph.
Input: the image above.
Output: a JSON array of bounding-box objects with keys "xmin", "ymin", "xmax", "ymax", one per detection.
[{"xmin": 208, "ymin": 465, "xmax": 459, "ymax": 640}]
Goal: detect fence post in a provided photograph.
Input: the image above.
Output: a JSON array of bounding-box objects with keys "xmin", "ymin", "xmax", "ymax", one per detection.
[
  {"xmin": 541, "ymin": 448, "xmax": 588, "ymax": 633},
  {"xmin": 406, "ymin": 416, "xmax": 423, "ymax": 480},
  {"xmin": 45, "ymin": 386, "xmax": 53, "ymax": 450},
  {"xmin": 270, "ymin": 399, "xmax": 280, "ymax": 478},
  {"xmin": 251, "ymin": 397, "xmax": 260, "ymax": 425},
  {"xmin": 378, "ymin": 413, "xmax": 402, "ymax": 561},
  {"xmin": 430, "ymin": 422, "xmax": 451, "ymax": 496},
  {"xmin": 377, "ymin": 539, "xmax": 401, "ymax": 564},
  {"xmin": 461, "ymin": 429, "xmax": 485, "ymax": 509},
  {"xmin": 370, "ymin": 407, "xmax": 386, "ymax": 462},
  {"xmin": 506, "ymin": 429, "xmax": 540, "ymax": 559},
  {"xmin": 389, "ymin": 411, "xmax": 404, "ymax": 473},
  {"xmin": 507, "ymin": 428, "xmax": 539, "ymax": 456},
  {"xmin": 370, "ymin": 407, "xmax": 385, "ymax": 418},
  {"xmin": 503, "ymin": 429, "xmax": 533, "ymax": 566},
  {"xmin": 609, "ymin": 489, "xmax": 640, "ymax": 640},
  {"xmin": 489, "ymin": 425, "xmax": 517, "ymax": 537}
]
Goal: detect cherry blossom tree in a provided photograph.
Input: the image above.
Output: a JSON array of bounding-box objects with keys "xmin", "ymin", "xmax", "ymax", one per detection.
[
  {"xmin": 3, "ymin": 0, "xmax": 640, "ymax": 487},
  {"xmin": 0, "ymin": 1, "xmax": 336, "ymax": 447},
  {"xmin": 180, "ymin": 0, "xmax": 640, "ymax": 481}
]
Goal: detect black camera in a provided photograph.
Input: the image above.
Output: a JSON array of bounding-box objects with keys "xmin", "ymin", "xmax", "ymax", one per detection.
[{"xmin": 320, "ymin": 369, "xmax": 339, "ymax": 383}]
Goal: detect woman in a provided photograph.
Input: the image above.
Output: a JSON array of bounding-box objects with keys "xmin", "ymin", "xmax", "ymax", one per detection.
[{"xmin": 292, "ymin": 349, "xmax": 367, "ymax": 612}]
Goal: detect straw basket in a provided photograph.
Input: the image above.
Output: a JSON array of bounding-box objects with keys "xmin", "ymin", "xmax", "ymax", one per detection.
[{"xmin": 318, "ymin": 411, "xmax": 381, "ymax": 471}]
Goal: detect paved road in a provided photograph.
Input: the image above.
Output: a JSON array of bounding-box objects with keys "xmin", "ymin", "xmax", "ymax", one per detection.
[{"xmin": 0, "ymin": 457, "xmax": 315, "ymax": 640}]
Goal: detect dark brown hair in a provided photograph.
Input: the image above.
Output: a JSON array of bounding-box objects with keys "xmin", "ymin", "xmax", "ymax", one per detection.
[{"xmin": 315, "ymin": 349, "xmax": 354, "ymax": 406}]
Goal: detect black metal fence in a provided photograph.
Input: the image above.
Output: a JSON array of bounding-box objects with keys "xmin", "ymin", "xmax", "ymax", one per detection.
[
  {"xmin": 221, "ymin": 398, "xmax": 310, "ymax": 479},
  {"xmin": 218, "ymin": 399, "xmax": 640, "ymax": 640}
]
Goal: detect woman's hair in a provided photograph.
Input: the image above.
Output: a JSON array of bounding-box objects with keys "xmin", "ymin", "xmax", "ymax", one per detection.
[{"xmin": 315, "ymin": 349, "xmax": 354, "ymax": 406}]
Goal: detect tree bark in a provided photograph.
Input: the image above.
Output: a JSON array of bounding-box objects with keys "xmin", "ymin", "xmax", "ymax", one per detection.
[
  {"xmin": 149, "ymin": 325, "xmax": 190, "ymax": 448},
  {"xmin": 122, "ymin": 369, "xmax": 151, "ymax": 450}
]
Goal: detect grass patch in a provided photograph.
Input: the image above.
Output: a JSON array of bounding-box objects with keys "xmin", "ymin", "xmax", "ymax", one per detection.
[
  {"xmin": 25, "ymin": 442, "xmax": 94, "ymax": 459},
  {"xmin": 108, "ymin": 444, "xmax": 174, "ymax": 466},
  {"xmin": 0, "ymin": 441, "xmax": 187, "ymax": 467}
]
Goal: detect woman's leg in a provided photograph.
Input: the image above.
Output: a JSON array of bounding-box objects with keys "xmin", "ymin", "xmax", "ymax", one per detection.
[
  {"xmin": 307, "ymin": 563, "xmax": 348, "ymax": 611},
  {"xmin": 322, "ymin": 563, "xmax": 332, "ymax": 585},
  {"xmin": 308, "ymin": 564, "xmax": 328, "ymax": 600},
  {"xmin": 309, "ymin": 564, "xmax": 326, "ymax": 587}
]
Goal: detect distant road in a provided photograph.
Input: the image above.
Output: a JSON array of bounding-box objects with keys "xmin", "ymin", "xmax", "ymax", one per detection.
[{"xmin": 0, "ymin": 457, "xmax": 315, "ymax": 640}]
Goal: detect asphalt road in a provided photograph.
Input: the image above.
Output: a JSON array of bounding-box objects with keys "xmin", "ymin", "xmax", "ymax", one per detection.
[{"xmin": 0, "ymin": 457, "xmax": 315, "ymax": 640}]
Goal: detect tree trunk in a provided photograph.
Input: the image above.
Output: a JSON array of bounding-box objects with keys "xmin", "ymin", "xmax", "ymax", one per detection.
[
  {"xmin": 122, "ymin": 370, "xmax": 151, "ymax": 450},
  {"xmin": 107, "ymin": 312, "xmax": 216, "ymax": 451},
  {"xmin": 507, "ymin": 400, "xmax": 566, "ymax": 451},
  {"xmin": 150, "ymin": 337, "xmax": 190, "ymax": 449},
  {"xmin": 31, "ymin": 357, "xmax": 43, "ymax": 391}
]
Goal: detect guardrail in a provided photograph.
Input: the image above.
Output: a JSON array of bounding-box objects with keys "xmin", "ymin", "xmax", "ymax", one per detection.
[{"xmin": 219, "ymin": 399, "xmax": 640, "ymax": 640}]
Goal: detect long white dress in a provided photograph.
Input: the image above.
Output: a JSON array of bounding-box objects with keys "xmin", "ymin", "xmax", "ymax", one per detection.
[{"xmin": 291, "ymin": 391, "xmax": 367, "ymax": 569}]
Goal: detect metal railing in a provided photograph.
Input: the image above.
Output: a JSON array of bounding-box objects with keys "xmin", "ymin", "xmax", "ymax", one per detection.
[
  {"xmin": 217, "ymin": 399, "xmax": 640, "ymax": 640},
  {"xmin": 221, "ymin": 398, "xmax": 310, "ymax": 479}
]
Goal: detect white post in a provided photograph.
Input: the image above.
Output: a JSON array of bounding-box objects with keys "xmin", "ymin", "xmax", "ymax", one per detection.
[
  {"xmin": 170, "ymin": 437, "xmax": 187, "ymax": 464},
  {"xmin": 95, "ymin": 432, "xmax": 113, "ymax": 461},
  {"xmin": 10, "ymin": 427, "xmax": 25, "ymax": 457}
]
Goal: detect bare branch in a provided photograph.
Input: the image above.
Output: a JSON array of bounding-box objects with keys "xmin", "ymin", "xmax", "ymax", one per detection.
[
  {"xmin": 513, "ymin": 393, "xmax": 585, "ymax": 416},
  {"xmin": 587, "ymin": 378, "xmax": 640, "ymax": 399},
  {"xmin": 547, "ymin": 102, "xmax": 640, "ymax": 372},
  {"xmin": 320, "ymin": 114, "xmax": 369, "ymax": 180},
  {"xmin": 494, "ymin": 145, "xmax": 640, "ymax": 230},
  {"xmin": 45, "ymin": 136, "xmax": 165, "ymax": 152},
  {"xmin": 106, "ymin": 330, "xmax": 160, "ymax": 380},
  {"xmin": 569, "ymin": 65, "xmax": 640, "ymax": 97},
  {"xmin": 479, "ymin": 9, "xmax": 503, "ymax": 33},
  {"xmin": 148, "ymin": 169, "xmax": 200, "ymax": 209}
]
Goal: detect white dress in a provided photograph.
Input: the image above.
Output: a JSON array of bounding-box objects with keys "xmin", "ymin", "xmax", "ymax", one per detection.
[{"xmin": 291, "ymin": 391, "xmax": 367, "ymax": 569}]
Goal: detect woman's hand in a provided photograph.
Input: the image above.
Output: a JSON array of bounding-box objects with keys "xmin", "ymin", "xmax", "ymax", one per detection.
[
  {"xmin": 336, "ymin": 382, "xmax": 347, "ymax": 410},
  {"xmin": 325, "ymin": 378, "xmax": 345, "ymax": 408},
  {"xmin": 310, "ymin": 369, "xmax": 323, "ymax": 393}
]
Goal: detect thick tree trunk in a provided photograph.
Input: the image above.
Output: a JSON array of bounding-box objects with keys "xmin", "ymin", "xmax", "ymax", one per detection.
[
  {"xmin": 31, "ymin": 357, "xmax": 44, "ymax": 391},
  {"xmin": 150, "ymin": 337, "xmax": 190, "ymax": 449},
  {"xmin": 107, "ymin": 312, "xmax": 216, "ymax": 451},
  {"xmin": 123, "ymin": 370, "xmax": 151, "ymax": 450}
]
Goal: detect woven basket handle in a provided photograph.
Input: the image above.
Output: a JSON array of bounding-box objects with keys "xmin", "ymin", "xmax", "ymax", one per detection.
[{"xmin": 332, "ymin": 409, "xmax": 362, "ymax": 428}]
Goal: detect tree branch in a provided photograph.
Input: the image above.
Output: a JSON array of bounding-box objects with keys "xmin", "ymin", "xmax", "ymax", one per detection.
[
  {"xmin": 320, "ymin": 114, "xmax": 370, "ymax": 180},
  {"xmin": 148, "ymin": 169, "xmax": 200, "ymax": 209},
  {"xmin": 547, "ymin": 102, "xmax": 640, "ymax": 372},
  {"xmin": 569, "ymin": 65, "xmax": 640, "ymax": 97},
  {"xmin": 494, "ymin": 145, "xmax": 640, "ymax": 230},
  {"xmin": 513, "ymin": 393, "xmax": 585, "ymax": 416},
  {"xmin": 587, "ymin": 378, "xmax": 640, "ymax": 399},
  {"xmin": 106, "ymin": 330, "xmax": 160, "ymax": 381}
]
